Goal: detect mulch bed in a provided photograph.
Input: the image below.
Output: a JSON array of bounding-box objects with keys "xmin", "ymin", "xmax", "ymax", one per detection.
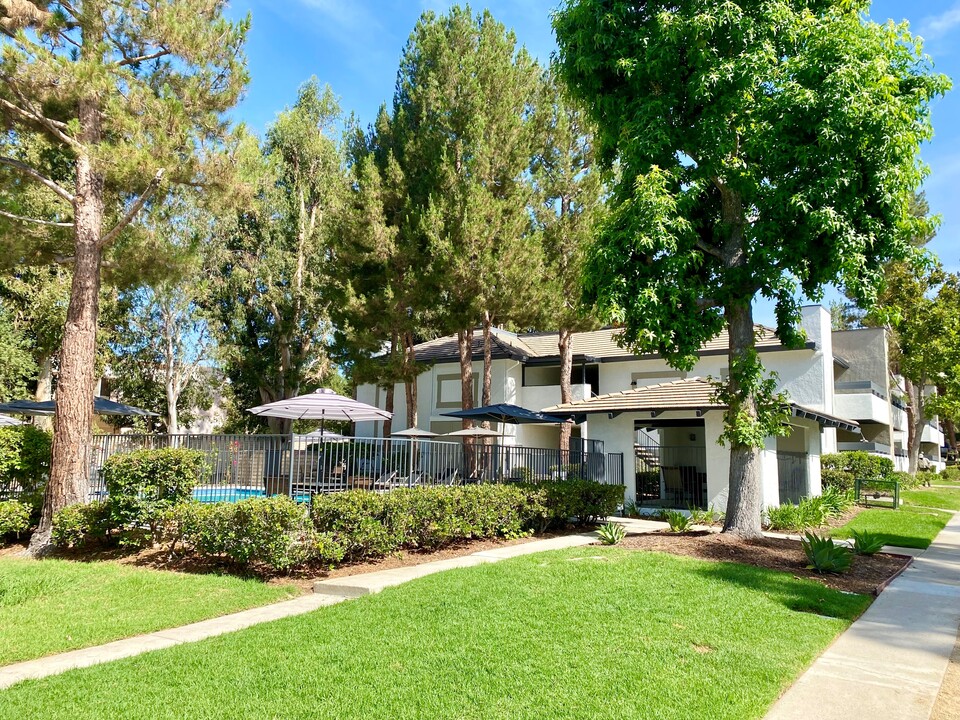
[{"xmin": 615, "ymin": 531, "xmax": 911, "ymax": 595}]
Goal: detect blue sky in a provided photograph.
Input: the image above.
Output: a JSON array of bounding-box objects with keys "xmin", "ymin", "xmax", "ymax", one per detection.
[{"xmin": 227, "ymin": 1, "xmax": 960, "ymax": 326}]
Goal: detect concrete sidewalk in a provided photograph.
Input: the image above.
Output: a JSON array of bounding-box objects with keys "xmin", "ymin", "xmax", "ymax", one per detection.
[
  {"xmin": 1, "ymin": 524, "xmax": 670, "ymax": 690},
  {"xmin": 765, "ymin": 511, "xmax": 960, "ymax": 720}
]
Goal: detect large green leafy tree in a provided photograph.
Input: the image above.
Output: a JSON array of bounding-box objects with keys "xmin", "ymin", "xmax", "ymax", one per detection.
[
  {"xmin": 0, "ymin": 1, "xmax": 248, "ymax": 554},
  {"xmin": 392, "ymin": 6, "xmax": 543, "ymax": 422},
  {"xmin": 209, "ymin": 80, "xmax": 344, "ymax": 435},
  {"xmin": 554, "ymin": 0, "xmax": 949, "ymax": 536},
  {"xmin": 531, "ymin": 73, "xmax": 604, "ymax": 452}
]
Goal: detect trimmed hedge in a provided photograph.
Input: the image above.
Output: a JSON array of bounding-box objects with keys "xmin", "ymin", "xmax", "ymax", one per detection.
[
  {"xmin": 0, "ymin": 426, "xmax": 52, "ymax": 513},
  {"xmin": 821, "ymin": 451, "xmax": 894, "ymax": 493},
  {"xmin": 52, "ymin": 480, "xmax": 624, "ymax": 572},
  {"xmin": 0, "ymin": 500, "xmax": 32, "ymax": 541}
]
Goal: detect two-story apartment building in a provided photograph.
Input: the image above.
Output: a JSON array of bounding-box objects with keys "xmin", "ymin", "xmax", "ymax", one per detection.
[{"xmin": 355, "ymin": 306, "xmax": 943, "ymax": 509}]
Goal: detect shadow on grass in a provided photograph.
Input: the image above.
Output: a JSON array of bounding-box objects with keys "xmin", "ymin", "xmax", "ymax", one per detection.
[{"xmin": 691, "ymin": 560, "xmax": 872, "ymax": 620}]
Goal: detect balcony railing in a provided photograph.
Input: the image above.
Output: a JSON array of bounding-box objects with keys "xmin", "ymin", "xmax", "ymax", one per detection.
[{"xmin": 834, "ymin": 380, "xmax": 888, "ymax": 399}]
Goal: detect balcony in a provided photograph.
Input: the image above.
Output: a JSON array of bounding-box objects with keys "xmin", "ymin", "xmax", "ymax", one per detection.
[
  {"xmin": 833, "ymin": 381, "xmax": 890, "ymax": 425},
  {"xmin": 921, "ymin": 422, "xmax": 944, "ymax": 446},
  {"xmin": 837, "ymin": 441, "xmax": 892, "ymax": 456}
]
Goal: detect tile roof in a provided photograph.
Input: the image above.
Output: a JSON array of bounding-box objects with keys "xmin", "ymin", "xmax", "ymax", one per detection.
[
  {"xmin": 411, "ymin": 325, "xmax": 789, "ymax": 365},
  {"xmin": 543, "ymin": 377, "xmax": 860, "ymax": 432}
]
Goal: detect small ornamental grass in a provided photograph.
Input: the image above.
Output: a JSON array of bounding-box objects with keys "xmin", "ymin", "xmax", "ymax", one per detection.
[
  {"xmin": 850, "ymin": 530, "xmax": 886, "ymax": 556},
  {"xmin": 597, "ymin": 521, "xmax": 626, "ymax": 545},
  {"xmin": 801, "ymin": 532, "xmax": 852, "ymax": 574}
]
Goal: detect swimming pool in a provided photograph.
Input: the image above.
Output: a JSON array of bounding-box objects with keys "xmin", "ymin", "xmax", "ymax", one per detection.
[{"xmin": 191, "ymin": 487, "xmax": 311, "ymax": 503}]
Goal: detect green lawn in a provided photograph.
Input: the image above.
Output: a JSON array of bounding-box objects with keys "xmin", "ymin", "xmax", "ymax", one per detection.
[
  {"xmin": 0, "ymin": 558, "xmax": 298, "ymax": 665},
  {"xmin": 832, "ymin": 505, "xmax": 952, "ymax": 549},
  {"xmin": 901, "ymin": 486, "xmax": 960, "ymax": 511},
  {"xmin": 0, "ymin": 548, "xmax": 870, "ymax": 720}
]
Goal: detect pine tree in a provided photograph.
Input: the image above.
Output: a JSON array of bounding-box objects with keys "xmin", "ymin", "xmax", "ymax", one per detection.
[{"xmin": 0, "ymin": 1, "xmax": 248, "ymax": 554}]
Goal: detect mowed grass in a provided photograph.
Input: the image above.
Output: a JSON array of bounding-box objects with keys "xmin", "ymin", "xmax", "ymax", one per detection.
[
  {"xmin": 0, "ymin": 558, "xmax": 298, "ymax": 665},
  {"xmin": 901, "ymin": 486, "xmax": 960, "ymax": 511},
  {"xmin": 0, "ymin": 548, "xmax": 871, "ymax": 720},
  {"xmin": 832, "ymin": 505, "xmax": 952, "ymax": 549}
]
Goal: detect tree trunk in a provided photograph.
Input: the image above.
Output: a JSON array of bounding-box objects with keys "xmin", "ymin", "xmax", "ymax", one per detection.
[
  {"xmin": 458, "ymin": 328, "xmax": 476, "ymax": 475},
  {"xmin": 383, "ymin": 383, "xmax": 394, "ymax": 440},
  {"xmin": 166, "ymin": 380, "xmax": 179, "ymax": 434},
  {"xmin": 29, "ymin": 113, "xmax": 104, "ymax": 555},
  {"xmin": 482, "ymin": 311, "xmax": 493, "ymax": 435},
  {"xmin": 558, "ymin": 326, "xmax": 573, "ymax": 462},
  {"xmin": 905, "ymin": 377, "xmax": 924, "ymax": 474},
  {"xmin": 721, "ymin": 301, "xmax": 764, "ymax": 538},
  {"xmin": 944, "ymin": 418, "xmax": 957, "ymax": 457},
  {"xmin": 404, "ymin": 332, "xmax": 418, "ymax": 428},
  {"xmin": 33, "ymin": 354, "xmax": 53, "ymax": 432}
]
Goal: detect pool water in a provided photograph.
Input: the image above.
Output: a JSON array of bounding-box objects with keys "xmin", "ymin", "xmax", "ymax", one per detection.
[{"xmin": 192, "ymin": 487, "xmax": 311, "ymax": 503}]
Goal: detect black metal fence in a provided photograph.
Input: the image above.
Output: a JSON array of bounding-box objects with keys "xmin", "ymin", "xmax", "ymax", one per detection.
[
  {"xmin": 63, "ymin": 434, "xmax": 618, "ymax": 503},
  {"xmin": 635, "ymin": 445, "xmax": 709, "ymax": 509},
  {"xmin": 777, "ymin": 451, "xmax": 809, "ymax": 505}
]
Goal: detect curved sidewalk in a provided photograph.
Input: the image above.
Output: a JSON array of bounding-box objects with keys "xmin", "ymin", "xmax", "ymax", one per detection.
[{"xmin": 765, "ymin": 511, "xmax": 960, "ymax": 720}]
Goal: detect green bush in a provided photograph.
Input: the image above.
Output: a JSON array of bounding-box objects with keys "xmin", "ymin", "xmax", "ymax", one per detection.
[
  {"xmin": 939, "ymin": 466, "xmax": 960, "ymax": 482},
  {"xmin": 597, "ymin": 521, "xmax": 626, "ymax": 545},
  {"xmin": 801, "ymin": 532, "xmax": 852, "ymax": 574},
  {"xmin": 690, "ymin": 505, "xmax": 724, "ymax": 526},
  {"xmin": 0, "ymin": 426, "xmax": 52, "ymax": 513},
  {"xmin": 533, "ymin": 479, "xmax": 623, "ymax": 527},
  {"xmin": 0, "ymin": 500, "xmax": 31, "ymax": 540},
  {"xmin": 663, "ymin": 509, "xmax": 693, "ymax": 533},
  {"xmin": 851, "ymin": 530, "xmax": 886, "ymax": 555},
  {"xmin": 819, "ymin": 486, "xmax": 854, "ymax": 518},
  {"xmin": 821, "ymin": 452, "xmax": 894, "ymax": 494},
  {"xmin": 51, "ymin": 501, "xmax": 113, "ymax": 548},
  {"xmin": 766, "ymin": 503, "xmax": 802, "ymax": 531},
  {"xmin": 170, "ymin": 496, "xmax": 322, "ymax": 570},
  {"xmin": 766, "ymin": 496, "xmax": 832, "ymax": 532},
  {"xmin": 890, "ymin": 471, "xmax": 921, "ymax": 490},
  {"xmin": 103, "ymin": 448, "xmax": 207, "ymax": 543},
  {"xmin": 310, "ymin": 491, "xmax": 397, "ymax": 559}
]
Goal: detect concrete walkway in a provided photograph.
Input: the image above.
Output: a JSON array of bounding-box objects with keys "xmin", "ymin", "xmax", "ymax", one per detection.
[
  {"xmin": 765, "ymin": 511, "xmax": 960, "ymax": 720},
  {"xmin": 0, "ymin": 525, "xmax": 667, "ymax": 690}
]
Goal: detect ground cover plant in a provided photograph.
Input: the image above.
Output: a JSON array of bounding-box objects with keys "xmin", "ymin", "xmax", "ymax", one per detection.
[
  {"xmin": 0, "ymin": 549, "xmax": 870, "ymax": 720},
  {"xmin": 0, "ymin": 558, "xmax": 297, "ymax": 665},
  {"xmin": 831, "ymin": 505, "xmax": 951, "ymax": 549},
  {"xmin": 900, "ymin": 487, "xmax": 960, "ymax": 512}
]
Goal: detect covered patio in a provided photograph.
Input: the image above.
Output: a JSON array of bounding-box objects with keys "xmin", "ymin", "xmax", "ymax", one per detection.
[{"xmin": 545, "ymin": 378, "xmax": 859, "ymax": 509}]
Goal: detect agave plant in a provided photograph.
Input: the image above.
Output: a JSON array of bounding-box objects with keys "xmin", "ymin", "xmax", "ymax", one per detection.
[
  {"xmin": 801, "ymin": 532, "xmax": 852, "ymax": 574},
  {"xmin": 851, "ymin": 530, "xmax": 886, "ymax": 556},
  {"xmin": 597, "ymin": 521, "xmax": 626, "ymax": 545}
]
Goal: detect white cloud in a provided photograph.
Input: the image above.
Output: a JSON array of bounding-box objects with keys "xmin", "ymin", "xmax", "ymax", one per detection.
[{"xmin": 918, "ymin": 3, "xmax": 960, "ymax": 40}]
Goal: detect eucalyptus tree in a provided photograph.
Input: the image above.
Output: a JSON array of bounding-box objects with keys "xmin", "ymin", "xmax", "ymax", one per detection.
[
  {"xmin": 554, "ymin": 0, "xmax": 949, "ymax": 535},
  {"xmin": 0, "ymin": 1, "xmax": 249, "ymax": 554},
  {"xmin": 209, "ymin": 80, "xmax": 344, "ymax": 435},
  {"xmin": 530, "ymin": 74, "xmax": 605, "ymax": 452},
  {"xmin": 391, "ymin": 5, "xmax": 542, "ymax": 420}
]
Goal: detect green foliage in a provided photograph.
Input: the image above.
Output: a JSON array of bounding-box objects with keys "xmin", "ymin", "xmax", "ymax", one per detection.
[
  {"xmin": 822, "ymin": 452, "xmax": 894, "ymax": 493},
  {"xmin": 0, "ymin": 500, "xmax": 31, "ymax": 540},
  {"xmin": 819, "ymin": 486, "xmax": 855, "ymax": 518},
  {"xmin": 51, "ymin": 501, "xmax": 113, "ymax": 549},
  {"xmin": 169, "ymin": 497, "xmax": 321, "ymax": 571},
  {"xmin": 851, "ymin": 530, "xmax": 886, "ymax": 556},
  {"xmin": 663, "ymin": 510, "xmax": 693, "ymax": 533},
  {"xmin": 0, "ymin": 425, "xmax": 52, "ymax": 511},
  {"xmin": 532, "ymin": 479, "xmax": 624, "ymax": 527},
  {"xmin": 766, "ymin": 495, "xmax": 846, "ymax": 532},
  {"xmin": 690, "ymin": 505, "xmax": 725, "ymax": 526},
  {"xmin": 553, "ymin": 0, "xmax": 949, "ymax": 533},
  {"xmin": 102, "ymin": 448, "xmax": 206, "ymax": 542},
  {"xmin": 596, "ymin": 521, "xmax": 626, "ymax": 545},
  {"xmin": 0, "ymin": 305, "xmax": 37, "ymax": 401},
  {"xmin": 802, "ymin": 533, "xmax": 852, "ymax": 574}
]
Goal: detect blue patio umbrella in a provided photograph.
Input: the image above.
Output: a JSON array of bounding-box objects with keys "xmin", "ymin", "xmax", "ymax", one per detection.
[
  {"xmin": 0, "ymin": 396, "xmax": 158, "ymax": 417},
  {"xmin": 440, "ymin": 403, "xmax": 573, "ymax": 426}
]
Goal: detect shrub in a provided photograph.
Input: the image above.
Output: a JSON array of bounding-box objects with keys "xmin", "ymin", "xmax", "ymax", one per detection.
[
  {"xmin": 690, "ymin": 505, "xmax": 724, "ymax": 526},
  {"xmin": 663, "ymin": 509, "xmax": 693, "ymax": 533},
  {"xmin": 820, "ymin": 467, "xmax": 854, "ymax": 493},
  {"xmin": 534, "ymin": 480, "xmax": 623, "ymax": 527},
  {"xmin": 103, "ymin": 448, "xmax": 207, "ymax": 543},
  {"xmin": 940, "ymin": 466, "xmax": 960, "ymax": 482},
  {"xmin": 890, "ymin": 471, "xmax": 921, "ymax": 490},
  {"xmin": 170, "ymin": 496, "xmax": 321, "ymax": 570},
  {"xmin": 851, "ymin": 530, "xmax": 886, "ymax": 556},
  {"xmin": 822, "ymin": 451, "xmax": 896, "ymax": 494},
  {"xmin": 597, "ymin": 521, "xmax": 626, "ymax": 545},
  {"xmin": 765, "ymin": 503, "xmax": 802, "ymax": 531},
  {"xmin": 818, "ymin": 486, "xmax": 853, "ymax": 518},
  {"xmin": 801, "ymin": 532, "xmax": 852, "ymax": 574},
  {"xmin": 310, "ymin": 490, "xmax": 396, "ymax": 559},
  {"xmin": 51, "ymin": 501, "xmax": 113, "ymax": 548},
  {"xmin": 0, "ymin": 425, "xmax": 52, "ymax": 513},
  {"xmin": 0, "ymin": 500, "xmax": 31, "ymax": 540}
]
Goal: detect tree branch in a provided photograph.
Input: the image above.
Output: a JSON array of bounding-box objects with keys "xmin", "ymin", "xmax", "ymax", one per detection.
[
  {"xmin": 696, "ymin": 297, "xmax": 720, "ymax": 309},
  {"xmin": 98, "ymin": 168, "xmax": 165, "ymax": 249},
  {"xmin": 0, "ymin": 208, "xmax": 72, "ymax": 227},
  {"xmin": 0, "ymin": 156, "xmax": 74, "ymax": 204},
  {"xmin": 694, "ymin": 238, "xmax": 723, "ymax": 259},
  {"xmin": 116, "ymin": 48, "xmax": 171, "ymax": 67},
  {"xmin": 0, "ymin": 88, "xmax": 80, "ymax": 150}
]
